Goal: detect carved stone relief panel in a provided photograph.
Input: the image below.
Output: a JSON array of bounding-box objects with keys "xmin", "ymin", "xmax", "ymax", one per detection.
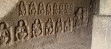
[
  {"xmin": 17, "ymin": 1, "xmax": 75, "ymax": 16},
  {"xmin": 0, "ymin": 0, "xmax": 91, "ymax": 49}
]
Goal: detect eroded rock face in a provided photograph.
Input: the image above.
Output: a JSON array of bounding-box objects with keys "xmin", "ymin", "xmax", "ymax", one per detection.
[{"xmin": 0, "ymin": 0, "xmax": 92, "ymax": 49}]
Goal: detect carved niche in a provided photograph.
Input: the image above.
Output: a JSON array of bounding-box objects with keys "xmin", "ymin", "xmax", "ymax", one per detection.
[
  {"xmin": 59, "ymin": 3, "xmax": 65, "ymax": 14},
  {"xmin": 64, "ymin": 3, "xmax": 69, "ymax": 14},
  {"xmin": 32, "ymin": 19, "xmax": 42, "ymax": 38},
  {"xmin": 75, "ymin": 7, "xmax": 83, "ymax": 27},
  {"xmin": 19, "ymin": 1, "xmax": 27, "ymax": 16},
  {"xmin": 83, "ymin": 8, "xmax": 88, "ymax": 27},
  {"xmin": 0, "ymin": 22, "xmax": 10, "ymax": 45},
  {"xmin": 15, "ymin": 20, "xmax": 28, "ymax": 41},
  {"xmin": 38, "ymin": 2, "xmax": 45, "ymax": 15},
  {"xmin": 64, "ymin": 18, "xmax": 71, "ymax": 32},
  {"xmin": 29, "ymin": 2, "xmax": 37, "ymax": 15},
  {"xmin": 53, "ymin": 3, "xmax": 59, "ymax": 15},
  {"xmin": 46, "ymin": 3, "xmax": 52, "ymax": 15},
  {"xmin": 69, "ymin": 4, "xmax": 73, "ymax": 14},
  {"xmin": 45, "ymin": 18, "xmax": 53, "ymax": 36},
  {"xmin": 56, "ymin": 18, "xmax": 62, "ymax": 33},
  {"xmin": 73, "ymin": 15, "xmax": 77, "ymax": 28}
]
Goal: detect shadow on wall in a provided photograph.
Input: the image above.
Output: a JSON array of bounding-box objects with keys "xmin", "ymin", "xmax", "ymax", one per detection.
[{"xmin": 0, "ymin": 0, "xmax": 19, "ymax": 19}]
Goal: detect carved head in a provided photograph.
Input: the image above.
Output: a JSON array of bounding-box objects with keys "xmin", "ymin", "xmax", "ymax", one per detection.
[
  {"xmin": 39, "ymin": 2, "xmax": 44, "ymax": 8},
  {"xmin": 0, "ymin": 22, "xmax": 6, "ymax": 30},
  {"xmin": 18, "ymin": 20, "xmax": 25, "ymax": 26},
  {"xmin": 59, "ymin": 4, "xmax": 64, "ymax": 10},
  {"xmin": 48, "ymin": 18, "xmax": 52, "ymax": 23},
  {"xmin": 30, "ymin": 2, "xmax": 35, "ymax": 6},
  {"xmin": 46, "ymin": 3, "xmax": 51, "ymax": 10},
  {"xmin": 67, "ymin": 18, "xmax": 70, "ymax": 22},
  {"xmin": 78, "ymin": 8, "xmax": 83, "ymax": 14},
  {"xmin": 76, "ymin": 8, "xmax": 83, "ymax": 19},
  {"xmin": 19, "ymin": 1, "xmax": 25, "ymax": 8},
  {"xmin": 58, "ymin": 18, "xmax": 61, "ymax": 22},
  {"xmin": 53, "ymin": 3, "xmax": 57, "ymax": 8},
  {"xmin": 35, "ymin": 19, "xmax": 40, "ymax": 24}
]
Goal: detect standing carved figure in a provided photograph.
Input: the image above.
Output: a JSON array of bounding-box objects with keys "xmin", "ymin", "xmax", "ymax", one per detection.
[
  {"xmin": 45, "ymin": 18, "xmax": 53, "ymax": 35},
  {"xmin": 0, "ymin": 22, "xmax": 10, "ymax": 45},
  {"xmin": 83, "ymin": 8, "xmax": 88, "ymax": 27},
  {"xmin": 38, "ymin": 2, "xmax": 45, "ymax": 15},
  {"xmin": 19, "ymin": 1, "xmax": 26, "ymax": 16},
  {"xmin": 64, "ymin": 18, "xmax": 71, "ymax": 32},
  {"xmin": 75, "ymin": 8, "xmax": 83, "ymax": 27},
  {"xmin": 59, "ymin": 4, "xmax": 65, "ymax": 14},
  {"xmin": 64, "ymin": 3, "xmax": 69, "ymax": 14},
  {"xmin": 69, "ymin": 4, "xmax": 73, "ymax": 14},
  {"xmin": 56, "ymin": 18, "xmax": 62, "ymax": 33},
  {"xmin": 15, "ymin": 20, "xmax": 28, "ymax": 41},
  {"xmin": 53, "ymin": 3, "xmax": 59, "ymax": 15},
  {"xmin": 32, "ymin": 19, "xmax": 42, "ymax": 38},
  {"xmin": 73, "ymin": 16, "xmax": 77, "ymax": 28},
  {"xmin": 29, "ymin": 2, "xmax": 36, "ymax": 15},
  {"xmin": 46, "ymin": 3, "xmax": 52, "ymax": 15}
]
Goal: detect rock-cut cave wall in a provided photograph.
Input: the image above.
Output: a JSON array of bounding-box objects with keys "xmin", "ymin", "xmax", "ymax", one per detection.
[{"xmin": 0, "ymin": 0, "xmax": 96, "ymax": 49}]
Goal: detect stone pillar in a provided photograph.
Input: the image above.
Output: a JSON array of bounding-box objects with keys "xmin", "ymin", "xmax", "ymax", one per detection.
[
  {"xmin": 91, "ymin": 15, "xmax": 111, "ymax": 49},
  {"xmin": 100, "ymin": 0, "xmax": 111, "ymax": 15},
  {"xmin": 91, "ymin": 0, "xmax": 111, "ymax": 49}
]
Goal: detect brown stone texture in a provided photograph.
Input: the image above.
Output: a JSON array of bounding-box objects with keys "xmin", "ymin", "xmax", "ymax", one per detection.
[{"xmin": 0, "ymin": 0, "xmax": 92, "ymax": 49}]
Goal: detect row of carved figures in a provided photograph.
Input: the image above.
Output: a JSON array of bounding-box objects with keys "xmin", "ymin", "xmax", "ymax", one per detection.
[
  {"xmin": 18, "ymin": 1, "xmax": 74, "ymax": 16},
  {"xmin": 0, "ymin": 8, "xmax": 88, "ymax": 46},
  {"xmin": 0, "ymin": 16, "xmax": 88, "ymax": 46}
]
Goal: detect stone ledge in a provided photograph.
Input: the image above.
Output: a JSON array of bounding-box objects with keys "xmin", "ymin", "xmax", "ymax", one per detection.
[{"xmin": 92, "ymin": 15, "xmax": 111, "ymax": 49}]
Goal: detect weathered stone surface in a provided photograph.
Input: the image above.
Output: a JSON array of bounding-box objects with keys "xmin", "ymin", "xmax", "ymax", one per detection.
[
  {"xmin": 0, "ymin": 0, "xmax": 18, "ymax": 19},
  {"xmin": 0, "ymin": 0, "xmax": 92, "ymax": 49}
]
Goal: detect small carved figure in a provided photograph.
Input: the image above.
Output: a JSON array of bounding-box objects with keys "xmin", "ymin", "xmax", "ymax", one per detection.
[
  {"xmin": 64, "ymin": 3, "xmax": 69, "ymax": 14},
  {"xmin": 53, "ymin": 3, "xmax": 59, "ymax": 15},
  {"xmin": 29, "ymin": 2, "xmax": 36, "ymax": 15},
  {"xmin": 15, "ymin": 20, "xmax": 28, "ymax": 41},
  {"xmin": 59, "ymin": 4, "xmax": 65, "ymax": 14},
  {"xmin": 46, "ymin": 3, "xmax": 52, "ymax": 15},
  {"xmin": 56, "ymin": 18, "xmax": 62, "ymax": 33},
  {"xmin": 83, "ymin": 8, "xmax": 88, "ymax": 27},
  {"xmin": 0, "ymin": 22, "xmax": 10, "ymax": 45},
  {"xmin": 45, "ymin": 18, "xmax": 53, "ymax": 35},
  {"xmin": 69, "ymin": 4, "xmax": 73, "ymax": 14},
  {"xmin": 32, "ymin": 19, "xmax": 42, "ymax": 38},
  {"xmin": 38, "ymin": 2, "xmax": 45, "ymax": 15},
  {"xmin": 75, "ymin": 8, "xmax": 83, "ymax": 27},
  {"xmin": 19, "ymin": 1, "xmax": 26, "ymax": 16},
  {"xmin": 73, "ymin": 16, "xmax": 77, "ymax": 28},
  {"xmin": 64, "ymin": 18, "xmax": 71, "ymax": 32}
]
